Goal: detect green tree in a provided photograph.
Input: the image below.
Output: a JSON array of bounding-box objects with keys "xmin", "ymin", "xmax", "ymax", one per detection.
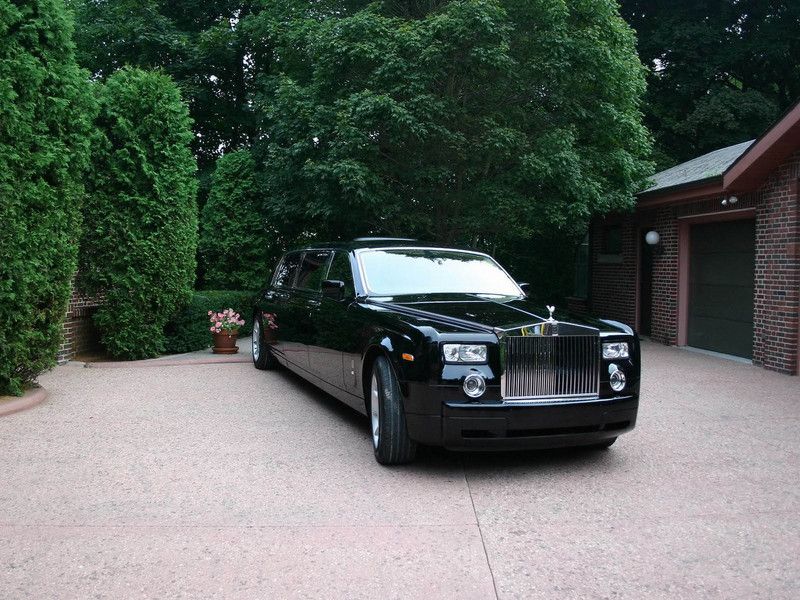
[
  {"xmin": 252, "ymin": 0, "xmax": 652, "ymax": 257},
  {"xmin": 0, "ymin": 0, "xmax": 94, "ymax": 395},
  {"xmin": 68, "ymin": 0, "xmax": 265, "ymax": 170},
  {"xmin": 80, "ymin": 68, "xmax": 198, "ymax": 359},
  {"xmin": 622, "ymin": 0, "xmax": 800, "ymax": 166},
  {"xmin": 199, "ymin": 150, "xmax": 276, "ymax": 289}
]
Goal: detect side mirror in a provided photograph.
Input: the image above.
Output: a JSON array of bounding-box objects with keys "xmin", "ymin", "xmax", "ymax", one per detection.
[
  {"xmin": 518, "ymin": 282, "xmax": 531, "ymax": 297},
  {"xmin": 321, "ymin": 279, "xmax": 346, "ymax": 301}
]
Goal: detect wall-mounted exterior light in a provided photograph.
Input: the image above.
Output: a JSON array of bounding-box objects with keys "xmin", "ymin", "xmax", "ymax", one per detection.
[
  {"xmin": 722, "ymin": 195, "xmax": 739, "ymax": 207},
  {"xmin": 645, "ymin": 230, "xmax": 663, "ymax": 255}
]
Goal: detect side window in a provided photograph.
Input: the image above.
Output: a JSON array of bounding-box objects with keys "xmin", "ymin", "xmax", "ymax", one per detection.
[
  {"xmin": 327, "ymin": 251, "xmax": 355, "ymax": 298},
  {"xmin": 273, "ymin": 252, "xmax": 302, "ymax": 288},
  {"xmin": 296, "ymin": 250, "xmax": 332, "ymax": 291}
]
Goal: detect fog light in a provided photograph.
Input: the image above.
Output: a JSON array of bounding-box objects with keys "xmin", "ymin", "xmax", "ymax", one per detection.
[
  {"xmin": 609, "ymin": 364, "xmax": 626, "ymax": 392},
  {"xmin": 463, "ymin": 374, "xmax": 486, "ymax": 398}
]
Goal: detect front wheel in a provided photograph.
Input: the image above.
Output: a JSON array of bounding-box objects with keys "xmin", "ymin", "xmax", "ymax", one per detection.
[
  {"xmin": 252, "ymin": 316, "xmax": 278, "ymax": 370},
  {"xmin": 370, "ymin": 356, "xmax": 417, "ymax": 465},
  {"xmin": 588, "ymin": 437, "xmax": 617, "ymax": 450}
]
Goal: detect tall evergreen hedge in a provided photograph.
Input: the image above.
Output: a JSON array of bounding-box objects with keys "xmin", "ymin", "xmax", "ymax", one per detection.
[
  {"xmin": 199, "ymin": 151, "xmax": 273, "ymax": 290},
  {"xmin": 80, "ymin": 68, "xmax": 198, "ymax": 359},
  {"xmin": 0, "ymin": 0, "xmax": 94, "ymax": 395}
]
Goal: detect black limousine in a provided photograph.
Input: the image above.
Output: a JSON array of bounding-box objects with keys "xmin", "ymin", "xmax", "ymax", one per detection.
[{"xmin": 252, "ymin": 239, "xmax": 639, "ymax": 464}]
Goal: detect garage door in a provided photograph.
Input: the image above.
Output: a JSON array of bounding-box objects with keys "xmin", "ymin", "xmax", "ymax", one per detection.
[{"xmin": 688, "ymin": 219, "xmax": 755, "ymax": 359}]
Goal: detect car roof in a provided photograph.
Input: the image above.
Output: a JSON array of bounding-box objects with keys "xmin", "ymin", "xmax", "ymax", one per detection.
[{"xmin": 287, "ymin": 238, "xmax": 482, "ymax": 253}]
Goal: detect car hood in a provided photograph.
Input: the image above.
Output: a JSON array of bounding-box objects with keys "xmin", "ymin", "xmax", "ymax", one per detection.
[{"xmin": 367, "ymin": 295, "xmax": 631, "ymax": 336}]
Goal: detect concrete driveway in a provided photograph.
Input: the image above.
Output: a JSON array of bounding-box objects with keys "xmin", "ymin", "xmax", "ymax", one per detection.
[{"xmin": 1, "ymin": 341, "xmax": 798, "ymax": 599}]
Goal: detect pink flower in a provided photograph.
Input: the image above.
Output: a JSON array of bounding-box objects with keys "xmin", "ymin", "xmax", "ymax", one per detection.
[{"xmin": 209, "ymin": 326, "xmax": 215, "ymax": 332}]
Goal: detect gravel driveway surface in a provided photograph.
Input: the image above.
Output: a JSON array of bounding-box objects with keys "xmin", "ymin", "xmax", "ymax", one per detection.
[{"xmin": 1, "ymin": 341, "xmax": 798, "ymax": 599}]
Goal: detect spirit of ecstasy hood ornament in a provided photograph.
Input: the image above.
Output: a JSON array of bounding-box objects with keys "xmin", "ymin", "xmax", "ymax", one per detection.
[{"xmin": 546, "ymin": 305, "xmax": 556, "ymax": 322}]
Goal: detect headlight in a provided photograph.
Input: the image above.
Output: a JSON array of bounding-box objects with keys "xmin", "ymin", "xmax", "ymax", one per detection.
[
  {"xmin": 443, "ymin": 344, "xmax": 487, "ymax": 363},
  {"xmin": 603, "ymin": 342, "xmax": 629, "ymax": 359}
]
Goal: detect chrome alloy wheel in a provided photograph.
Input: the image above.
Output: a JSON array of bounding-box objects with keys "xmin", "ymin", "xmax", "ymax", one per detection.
[
  {"xmin": 370, "ymin": 372, "xmax": 380, "ymax": 448},
  {"xmin": 252, "ymin": 319, "xmax": 261, "ymax": 361}
]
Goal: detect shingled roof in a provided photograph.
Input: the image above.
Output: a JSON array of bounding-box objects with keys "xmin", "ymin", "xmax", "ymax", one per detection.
[{"xmin": 642, "ymin": 139, "xmax": 755, "ymax": 195}]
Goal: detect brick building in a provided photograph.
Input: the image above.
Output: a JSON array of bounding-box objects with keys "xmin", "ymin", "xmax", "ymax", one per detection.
[{"xmin": 580, "ymin": 101, "xmax": 800, "ymax": 374}]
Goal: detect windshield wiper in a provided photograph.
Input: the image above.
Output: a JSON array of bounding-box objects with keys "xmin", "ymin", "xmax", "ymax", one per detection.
[{"xmin": 466, "ymin": 293, "xmax": 519, "ymax": 300}]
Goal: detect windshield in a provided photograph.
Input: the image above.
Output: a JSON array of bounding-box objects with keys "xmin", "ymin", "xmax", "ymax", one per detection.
[{"xmin": 358, "ymin": 248, "xmax": 522, "ymax": 297}]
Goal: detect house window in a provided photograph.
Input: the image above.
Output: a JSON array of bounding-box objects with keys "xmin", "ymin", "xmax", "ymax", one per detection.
[
  {"xmin": 598, "ymin": 224, "xmax": 624, "ymax": 264},
  {"xmin": 602, "ymin": 225, "xmax": 622, "ymax": 255},
  {"xmin": 574, "ymin": 233, "xmax": 589, "ymax": 299}
]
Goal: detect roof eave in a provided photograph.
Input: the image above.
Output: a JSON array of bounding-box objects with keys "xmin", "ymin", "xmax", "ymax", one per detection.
[
  {"xmin": 636, "ymin": 176, "xmax": 724, "ymax": 208},
  {"xmin": 723, "ymin": 101, "xmax": 800, "ymax": 192}
]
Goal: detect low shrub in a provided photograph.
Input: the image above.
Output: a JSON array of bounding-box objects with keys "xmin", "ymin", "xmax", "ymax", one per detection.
[{"xmin": 163, "ymin": 290, "xmax": 256, "ymax": 354}]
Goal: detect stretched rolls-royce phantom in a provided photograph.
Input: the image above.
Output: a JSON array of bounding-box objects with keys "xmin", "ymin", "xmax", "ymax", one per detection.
[{"xmin": 252, "ymin": 239, "xmax": 639, "ymax": 464}]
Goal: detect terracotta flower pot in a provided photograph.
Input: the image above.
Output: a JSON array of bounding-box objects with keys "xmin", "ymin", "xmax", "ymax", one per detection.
[{"xmin": 212, "ymin": 330, "xmax": 239, "ymax": 354}]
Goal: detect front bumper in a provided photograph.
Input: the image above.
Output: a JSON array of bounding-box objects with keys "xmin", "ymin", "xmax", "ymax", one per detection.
[{"xmin": 405, "ymin": 396, "xmax": 638, "ymax": 450}]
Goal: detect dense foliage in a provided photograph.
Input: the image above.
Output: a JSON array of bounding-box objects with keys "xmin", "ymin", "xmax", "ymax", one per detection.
[
  {"xmin": 163, "ymin": 290, "xmax": 256, "ymax": 354},
  {"xmin": 65, "ymin": 0, "xmax": 654, "ymax": 302},
  {"xmin": 198, "ymin": 151, "xmax": 275, "ymax": 290},
  {"xmin": 253, "ymin": 0, "xmax": 652, "ymax": 256},
  {"xmin": 0, "ymin": 0, "xmax": 94, "ymax": 395},
  {"xmin": 622, "ymin": 0, "xmax": 800, "ymax": 167},
  {"xmin": 79, "ymin": 68, "xmax": 198, "ymax": 359},
  {"xmin": 68, "ymin": 0, "xmax": 264, "ymax": 170},
  {"xmin": 71, "ymin": 1, "xmax": 800, "ymax": 176}
]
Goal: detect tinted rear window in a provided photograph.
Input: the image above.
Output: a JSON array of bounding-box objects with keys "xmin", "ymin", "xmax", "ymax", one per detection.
[
  {"xmin": 296, "ymin": 250, "xmax": 332, "ymax": 290},
  {"xmin": 273, "ymin": 252, "xmax": 302, "ymax": 288}
]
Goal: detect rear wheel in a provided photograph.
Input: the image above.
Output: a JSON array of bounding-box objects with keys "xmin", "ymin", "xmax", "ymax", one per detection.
[
  {"xmin": 252, "ymin": 316, "xmax": 278, "ymax": 370},
  {"xmin": 370, "ymin": 356, "xmax": 417, "ymax": 465}
]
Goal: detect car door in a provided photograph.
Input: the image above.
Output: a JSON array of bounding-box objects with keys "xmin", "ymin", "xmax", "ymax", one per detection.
[
  {"xmin": 266, "ymin": 251, "xmax": 305, "ymax": 365},
  {"xmin": 293, "ymin": 249, "xmax": 333, "ymax": 374},
  {"xmin": 308, "ymin": 250, "xmax": 359, "ymax": 390}
]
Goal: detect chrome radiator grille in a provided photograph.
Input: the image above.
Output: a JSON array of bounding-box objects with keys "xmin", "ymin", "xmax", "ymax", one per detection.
[{"xmin": 502, "ymin": 335, "xmax": 600, "ymax": 401}]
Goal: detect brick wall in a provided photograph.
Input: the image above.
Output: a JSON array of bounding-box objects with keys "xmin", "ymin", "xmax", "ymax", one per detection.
[
  {"xmin": 588, "ymin": 206, "xmax": 680, "ymax": 343},
  {"xmin": 588, "ymin": 216, "xmax": 637, "ymax": 327},
  {"xmin": 57, "ymin": 283, "xmax": 103, "ymax": 363},
  {"xmin": 640, "ymin": 206, "xmax": 679, "ymax": 345},
  {"xmin": 753, "ymin": 151, "xmax": 800, "ymax": 374}
]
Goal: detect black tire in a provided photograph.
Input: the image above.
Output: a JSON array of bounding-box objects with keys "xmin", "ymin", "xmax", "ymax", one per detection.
[
  {"xmin": 369, "ymin": 356, "xmax": 417, "ymax": 465},
  {"xmin": 588, "ymin": 437, "xmax": 617, "ymax": 450},
  {"xmin": 252, "ymin": 315, "xmax": 278, "ymax": 371}
]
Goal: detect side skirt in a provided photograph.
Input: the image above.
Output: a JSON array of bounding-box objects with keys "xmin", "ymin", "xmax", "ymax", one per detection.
[{"xmin": 278, "ymin": 354, "xmax": 367, "ymax": 416}]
